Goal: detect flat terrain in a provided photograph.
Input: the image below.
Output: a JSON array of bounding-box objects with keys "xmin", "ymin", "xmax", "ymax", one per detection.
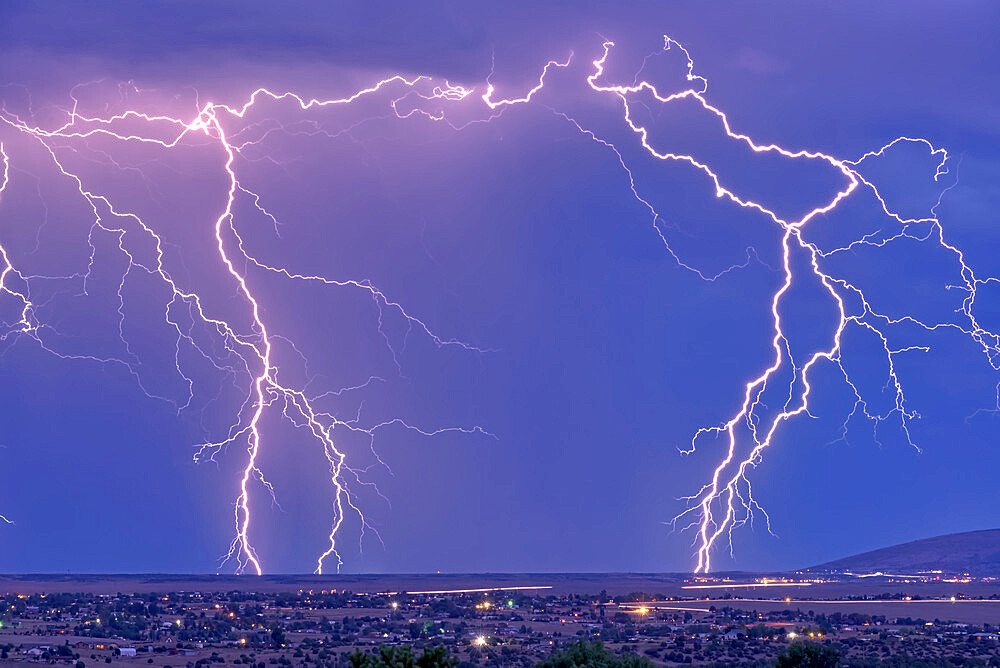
[
  {"xmin": 0, "ymin": 573, "xmax": 688, "ymax": 595},
  {"xmin": 644, "ymin": 598, "xmax": 1000, "ymax": 625},
  {"xmin": 5, "ymin": 574, "xmax": 1000, "ymax": 623},
  {"xmin": 0, "ymin": 573, "xmax": 998, "ymax": 595}
]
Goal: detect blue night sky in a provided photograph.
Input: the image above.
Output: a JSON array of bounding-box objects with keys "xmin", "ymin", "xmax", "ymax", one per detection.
[{"xmin": 0, "ymin": 1, "xmax": 998, "ymax": 574}]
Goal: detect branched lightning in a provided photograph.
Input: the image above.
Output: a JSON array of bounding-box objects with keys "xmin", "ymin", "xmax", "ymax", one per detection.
[
  {"xmin": 0, "ymin": 76, "xmax": 503, "ymax": 574},
  {"xmin": 574, "ymin": 37, "xmax": 995, "ymax": 572},
  {"xmin": 0, "ymin": 33, "xmax": 993, "ymax": 574}
]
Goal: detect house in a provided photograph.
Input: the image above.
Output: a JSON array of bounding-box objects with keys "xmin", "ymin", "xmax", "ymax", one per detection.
[{"xmin": 119, "ymin": 648, "xmax": 137, "ymax": 657}]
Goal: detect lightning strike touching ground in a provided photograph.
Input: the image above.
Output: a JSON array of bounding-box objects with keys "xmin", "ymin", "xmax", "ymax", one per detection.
[
  {"xmin": 577, "ymin": 38, "xmax": 995, "ymax": 572},
  {"xmin": 0, "ymin": 32, "xmax": 993, "ymax": 573},
  {"xmin": 0, "ymin": 76, "xmax": 500, "ymax": 574}
]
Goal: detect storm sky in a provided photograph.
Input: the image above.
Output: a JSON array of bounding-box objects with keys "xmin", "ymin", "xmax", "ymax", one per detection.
[{"xmin": 0, "ymin": 0, "xmax": 998, "ymax": 574}]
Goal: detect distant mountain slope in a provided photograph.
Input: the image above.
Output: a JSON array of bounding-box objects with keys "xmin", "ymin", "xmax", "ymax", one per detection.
[{"xmin": 808, "ymin": 529, "xmax": 1000, "ymax": 575}]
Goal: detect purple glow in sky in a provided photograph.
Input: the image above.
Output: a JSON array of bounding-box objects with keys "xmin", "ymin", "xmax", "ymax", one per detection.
[{"xmin": 0, "ymin": 1, "xmax": 998, "ymax": 574}]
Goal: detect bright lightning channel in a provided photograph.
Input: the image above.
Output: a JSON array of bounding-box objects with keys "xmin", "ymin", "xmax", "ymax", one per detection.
[{"xmin": 0, "ymin": 34, "xmax": 993, "ymax": 575}]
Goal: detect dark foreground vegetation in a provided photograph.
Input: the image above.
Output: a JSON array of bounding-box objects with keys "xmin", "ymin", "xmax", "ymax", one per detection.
[{"xmin": 348, "ymin": 640, "xmax": 1000, "ymax": 668}]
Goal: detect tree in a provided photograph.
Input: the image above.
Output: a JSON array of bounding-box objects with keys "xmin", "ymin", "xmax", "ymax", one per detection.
[
  {"xmin": 416, "ymin": 646, "xmax": 455, "ymax": 668},
  {"xmin": 348, "ymin": 646, "xmax": 456, "ymax": 668},
  {"xmin": 774, "ymin": 641, "xmax": 841, "ymax": 668},
  {"xmin": 535, "ymin": 641, "xmax": 654, "ymax": 668}
]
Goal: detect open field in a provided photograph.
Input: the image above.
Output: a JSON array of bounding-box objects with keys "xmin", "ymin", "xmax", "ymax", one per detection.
[
  {"xmin": 0, "ymin": 573, "xmax": 690, "ymax": 595},
  {"xmin": 2, "ymin": 573, "xmax": 1000, "ymax": 595},
  {"xmin": 5, "ymin": 574, "xmax": 1000, "ymax": 623},
  {"xmin": 642, "ymin": 598, "xmax": 1000, "ymax": 625}
]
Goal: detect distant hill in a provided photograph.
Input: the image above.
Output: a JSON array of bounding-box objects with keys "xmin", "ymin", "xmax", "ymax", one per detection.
[{"xmin": 808, "ymin": 529, "xmax": 1000, "ymax": 576}]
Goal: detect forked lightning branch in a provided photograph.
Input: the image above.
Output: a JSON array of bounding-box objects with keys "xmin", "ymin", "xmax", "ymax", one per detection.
[{"xmin": 0, "ymin": 35, "xmax": 991, "ymax": 573}]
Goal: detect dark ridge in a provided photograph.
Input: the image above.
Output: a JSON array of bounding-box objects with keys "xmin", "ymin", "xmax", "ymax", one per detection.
[{"xmin": 807, "ymin": 529, "xmax": 1000, "ymax": 575}]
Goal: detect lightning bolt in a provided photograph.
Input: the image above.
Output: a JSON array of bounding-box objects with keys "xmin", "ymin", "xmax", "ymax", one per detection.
[
  {"xmin": 0, "ymin": 33, "xmax": 993, "ymax": 575},
  {"xmin": 574, "ymin": 37, "xmax": 991, "ymax": 572},
  {"xmin": 0, "ymin": 76, "xmax": 502, "ymax": 574}
]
